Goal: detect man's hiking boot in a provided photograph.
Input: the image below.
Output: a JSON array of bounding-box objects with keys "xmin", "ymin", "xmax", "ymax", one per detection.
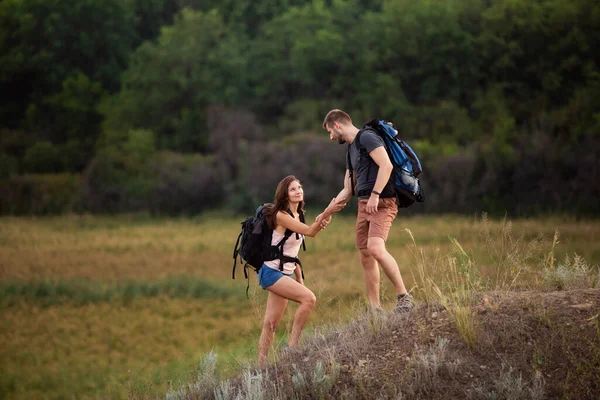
[{"xmin": 395, "ymin": 293, "xmax": 415, "ymax": 313}]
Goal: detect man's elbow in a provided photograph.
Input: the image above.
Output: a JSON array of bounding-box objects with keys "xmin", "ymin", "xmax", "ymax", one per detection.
[{"xmin": 381, "ymin": 162, "xmax": 393, "ymax": 176}]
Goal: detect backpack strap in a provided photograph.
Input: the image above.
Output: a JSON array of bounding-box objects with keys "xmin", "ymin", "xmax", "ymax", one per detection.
[
  {"xmin": 347, "ymin": 145, "xmax": 356, "ymax": 197},
  {"xmin": 275, "ymin": 209, "xmax": 303, "ymax": 277},
  {"xmin": 348, "ymin": 130, "xmax": 369, "ymax": 197},
  {"xmin": 299, "ymin": 210, "xmax": 307, "ymax": 252},
  {"xmin": 275, "ymin": 228, "xmax": 299, "ymax": 271},
  {"xmin": 245, "ymin": 263, "xmax": 251, "ymax": 298},
  {"xmin": 232, "ymin": 230, "xmax": 243, "ymax": 279}
]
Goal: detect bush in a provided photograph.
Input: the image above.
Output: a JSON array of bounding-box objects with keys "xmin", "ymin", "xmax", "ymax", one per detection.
[
  {"xmin": 148, "ymin": 151, "xmax": 223, "ymax": 214},
  {"xmin": 22, "ymin": 141, "xmax": 63, "ymax": 173},
  {"xmin": 0, "ymin": 153, "xmax": 19, "ymax": 179},
  {"xmin": 0, "ymin": 173, "xmax": 82, "ymax": 215},
  {"xmin": 229, "ymin": 135, "xmax": 346, "ymax": 214},
  {"xmin": 83, "ymin": 129, "xmax": 157, "ymax": 213}
]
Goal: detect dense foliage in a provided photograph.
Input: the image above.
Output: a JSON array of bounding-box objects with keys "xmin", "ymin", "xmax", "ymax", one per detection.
[{"xmin": 1, "ymin": 0, "xmax": 598, "ymax": 215}]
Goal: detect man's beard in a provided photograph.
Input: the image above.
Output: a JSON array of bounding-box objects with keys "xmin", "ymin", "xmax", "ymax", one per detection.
[{"xmin": 337, "ymin": 139, "xmax": 345, "ymax": 144}]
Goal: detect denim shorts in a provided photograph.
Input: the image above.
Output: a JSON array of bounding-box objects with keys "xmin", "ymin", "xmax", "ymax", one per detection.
[{"xmin": 258, "ymin": 265, "xmax": 292, "ymax": 289}]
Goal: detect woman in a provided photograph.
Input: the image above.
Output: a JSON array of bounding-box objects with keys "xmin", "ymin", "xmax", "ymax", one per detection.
[{"xmin": 257, "ymin": 175, "xmax": 340, "ymax": 367}]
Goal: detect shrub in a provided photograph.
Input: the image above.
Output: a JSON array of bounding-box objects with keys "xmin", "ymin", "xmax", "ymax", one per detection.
[
  {"xmin": 148, "ymin": 151, "xmax": 223, "ymax": 214},
  {"xmin": 542, "ymin": 254, "xmax": 599, "ymax": 290},
  {"xmin": 0, "ymin": 173, "xmax": 82, "ymax": 215},
  {"xmin": 22, "ymin": 141, "xmax": 63, "ymax": 173},
  {"xmin": 470, "ymin": 365, "xmax": 545, "ymax": 400},
  {"xmin": 0, "ymin": 153, "xmax": 18, "ymax": 178}
]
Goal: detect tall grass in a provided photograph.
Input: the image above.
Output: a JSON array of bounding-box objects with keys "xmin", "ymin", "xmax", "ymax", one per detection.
[
  {"xmin": 408, "ymin": 213, "xmax": 599, "ymax": 348},
  {"xmin": 1, "ymin": 214, "xmax": 599, "ymax": 399}
]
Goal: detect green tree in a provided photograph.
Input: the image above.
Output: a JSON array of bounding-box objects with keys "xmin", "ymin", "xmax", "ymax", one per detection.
[
  {"xmin": 41, "ymin": 73, "xmax": 106, "ymax": 155},
  {"xmin": 22, "ymin": 141, "xmax": 62, "ymax": 173},
  {"xmin": 182, "ymin": 0, "xmax": 311, "ymax": 36},
  {"xmin": 128, "ymin": 0, "xmax": 181, "ymax": 43},
  {"xmin": 101, "ymin": 9, "xmax": 250, "ymax": 152},
  {"xmin": 250, "ymin": 0, "xmax": 354, "ymax": 123},
  {"xmin": 0, "ymin": 0, "xmax": 138, "ymax": 133},
  {"xmin": 479, "ymin": 0, "xmax": 600, "ymax": 123}
]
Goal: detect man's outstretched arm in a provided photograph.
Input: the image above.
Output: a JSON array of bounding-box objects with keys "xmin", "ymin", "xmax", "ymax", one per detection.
[
  {"xmin": 317, "ymin": 170, "xmax": 352, "ymax": 222},
  {"xmin": 333, "ymin": 169, "xmax": 352, "ymax": 207}
]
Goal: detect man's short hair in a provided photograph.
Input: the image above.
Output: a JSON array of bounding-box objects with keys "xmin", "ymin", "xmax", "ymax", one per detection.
[{"xmin": 322, "ymin": 109, "xmax": 352, "ymax": 129}]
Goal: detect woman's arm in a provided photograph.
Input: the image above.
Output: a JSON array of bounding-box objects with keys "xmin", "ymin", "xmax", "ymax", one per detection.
[
  {"xmin": 275, "ymin": 211, "xmax": 325, "ymax": 237},
  {"xmin": 276, "ymin": 197, "xmax": 342, "ymax": 237}
]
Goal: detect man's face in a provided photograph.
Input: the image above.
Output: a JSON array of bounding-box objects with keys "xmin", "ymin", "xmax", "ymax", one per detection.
[{"xmin": 326, "ymin": 123, "xmax": 345, "ymax": 144}]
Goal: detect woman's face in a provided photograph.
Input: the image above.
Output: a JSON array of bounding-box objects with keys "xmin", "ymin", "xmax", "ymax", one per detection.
[{"xmin": 287, "ymin": 180, "xmax": 304, "ymax": 203}]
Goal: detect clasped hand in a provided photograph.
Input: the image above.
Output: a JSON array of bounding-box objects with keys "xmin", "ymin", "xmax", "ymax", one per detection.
[{"xmin": 315, "ymin": 198, "xmax": 346, "ymax": 229}]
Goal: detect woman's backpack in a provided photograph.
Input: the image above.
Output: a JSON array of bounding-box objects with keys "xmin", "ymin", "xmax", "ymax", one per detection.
[{"xmin": 232, "ymin": 204, "xmax": 306, "ymax": 295}]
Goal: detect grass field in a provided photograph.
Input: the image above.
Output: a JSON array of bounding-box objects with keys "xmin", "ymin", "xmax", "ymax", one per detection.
[{"xmin": 1, "ymin": 212, "xmax": 599, "ymax": 399}]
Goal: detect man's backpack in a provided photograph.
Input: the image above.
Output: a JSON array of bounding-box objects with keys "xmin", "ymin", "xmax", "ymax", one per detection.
[
  {"xmin": 232, "ymin": 204, "xmax": 306, "ymax": 294},
  {"xmin": 348, "ymin": 119, "xmax": 424, "ymax": 208}
]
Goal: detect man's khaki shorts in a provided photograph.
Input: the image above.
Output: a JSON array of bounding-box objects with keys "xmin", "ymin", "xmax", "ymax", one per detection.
[{"xmin": 355, "ymin": 197, "xmax": 398, "ymax": 249}]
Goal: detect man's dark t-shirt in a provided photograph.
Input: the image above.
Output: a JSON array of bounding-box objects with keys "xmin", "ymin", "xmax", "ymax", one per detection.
[{"xmin": 346, "ymin": 129, "xmax": 395, "ymax": 199}]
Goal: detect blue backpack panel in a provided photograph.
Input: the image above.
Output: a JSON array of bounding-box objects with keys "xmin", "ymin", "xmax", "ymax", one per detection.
[{"xmin": 358, "ymin": 119, "xmax": 424, "ymax": 208}]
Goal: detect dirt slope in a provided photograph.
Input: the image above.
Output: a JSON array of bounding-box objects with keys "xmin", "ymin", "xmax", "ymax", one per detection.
[{"xmin": 272, "ymin": 289, "xmax": 600, "ymax": 399}]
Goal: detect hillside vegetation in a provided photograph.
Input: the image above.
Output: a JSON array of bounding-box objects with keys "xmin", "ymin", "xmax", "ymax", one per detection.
[
  {"xmin": 163, "ymin": 216, "xmax": 600, "ymax": 400},
  {"xmin": 166, "ymin": 289, "xmax": 599, "ymax": 399},
  {"xmin": 1, "ymin": 214, "xmax": 599, "ymax": 399}
]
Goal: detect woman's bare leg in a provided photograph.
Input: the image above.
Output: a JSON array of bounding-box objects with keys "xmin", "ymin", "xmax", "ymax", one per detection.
[
  {"xmin": 267, "ymin": 277, "xmax": 316, "ymax": 347},
  {"xmin": 258, "ymin": 291, "xmax": 288, "ymax": 367}
]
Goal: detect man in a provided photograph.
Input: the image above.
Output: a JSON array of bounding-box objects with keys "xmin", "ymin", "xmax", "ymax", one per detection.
[{"xmin": 321, "ymin": 109, "xmax": 414, "ymax": 312}]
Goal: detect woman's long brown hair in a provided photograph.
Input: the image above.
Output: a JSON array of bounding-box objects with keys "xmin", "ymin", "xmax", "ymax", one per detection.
[{"xmin": 263, "ymin": 175, "xmax": 305, "ymax": 230}]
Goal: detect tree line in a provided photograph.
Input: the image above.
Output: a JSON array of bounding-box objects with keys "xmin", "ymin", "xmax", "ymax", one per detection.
[{"xmin": 1, "ymin": 0, "xmax": 598, "ymax": 216}]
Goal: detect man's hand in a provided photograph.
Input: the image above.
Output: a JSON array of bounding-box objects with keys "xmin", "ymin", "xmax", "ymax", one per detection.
[
  {"xmin": 366, "ymin": 193, "xmax": 379, "ymax": 214},
  {"xmin": 319, "ymin": 214, "xmax": 332, "ymax": 229},
  {"xmin": 327, "ymin": 197, "xmax": 347, "ymax": 214},
  {"xmin": 316, "ymin": 198, "xmax": 346, "ymax": 224},
  {"xmin": 315, "ymin": 213, "xmax": 332, "ymax": 229}
]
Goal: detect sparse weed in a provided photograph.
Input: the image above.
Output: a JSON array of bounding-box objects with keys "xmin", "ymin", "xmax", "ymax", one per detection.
[
  {"xmin": 166, "ymin": 351, "xmax": 219, "ymax": 400},
  {"xmin": 403, "ymin": 337, "xmax": 461, "ymax": 396},
  {"xmin": 479, "ymin": 213, "xmax": 545, "ymax": 291},
  {"xmin": 214, "ymin": 380, "xmax": 236, "ymax": 400},
  {"xmin": 240, "ymin": 369, "xmax": 272, "ymax": 400},
  {"xmin": 430, "ymin": 239, "xmax": 480, "ymax": 348},
  {"xmin": 470, "ymin": 365, "xmax": 545, "ymax": 400},
  {"xmin": 290, "ymin": 360, "xmax": 339, "ymax": 400},
  {"xmin": 542, "ymin": 253, "xmax": 599, "ymax": 290},
  {"xmin": 406, "ymin": 228, "xmax": 444, "ymax": 306}
]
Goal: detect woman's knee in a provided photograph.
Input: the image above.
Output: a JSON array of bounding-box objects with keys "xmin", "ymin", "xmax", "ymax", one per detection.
[
  {"xmin": 302, "ymin": 292, "xmax": 317, "ymax": 308},
  {"xmin": 263, "ymin": 316, "xmax": 280, "ymax": 332}
]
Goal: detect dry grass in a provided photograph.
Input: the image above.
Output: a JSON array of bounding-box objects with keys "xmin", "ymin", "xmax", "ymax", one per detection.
[
  {"xmin": 166, "ymin": 289, "xmax": 599, "ymax": 400},
  {"xmin": 1, "ymin": 213, "xmax": 599, "ymax": 399}
]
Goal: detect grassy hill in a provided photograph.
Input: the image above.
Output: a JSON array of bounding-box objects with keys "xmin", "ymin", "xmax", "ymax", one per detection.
[
  {"xmin": 164, "ymin": 287, "xmax": 599, "ymax": 400},
  {"xmin": 163, "ymin": 219, "xmax": 600, "ymax": 400}
]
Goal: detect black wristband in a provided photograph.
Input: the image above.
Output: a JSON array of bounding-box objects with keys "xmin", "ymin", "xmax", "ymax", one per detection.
[{"xmin": 371, "ymin": 189, "xmax": 381, "ymax": 196}]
